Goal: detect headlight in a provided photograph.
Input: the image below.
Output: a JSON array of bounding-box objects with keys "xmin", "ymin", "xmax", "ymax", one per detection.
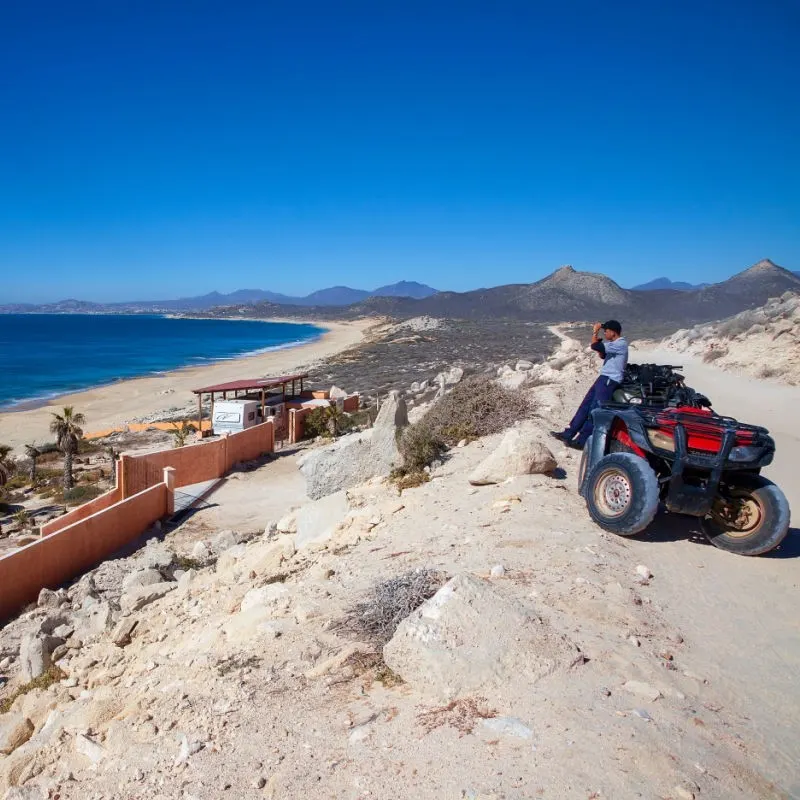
[
  {"xmin": 647, "ymin": 429, "xmax": 676, "ymax": 451},
  {"xmin": 728, "ymin": 445, "xmax": 762, "ymax": 462}
]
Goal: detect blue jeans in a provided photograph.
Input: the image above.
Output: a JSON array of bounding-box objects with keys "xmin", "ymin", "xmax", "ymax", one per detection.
[{"xmin": 564, "ymin": 376, "xmax": 620, "ymax": 444}]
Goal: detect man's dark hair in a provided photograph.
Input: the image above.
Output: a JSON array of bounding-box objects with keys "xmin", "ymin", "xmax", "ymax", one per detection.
[{"xmin": 602, "ymin": 320, "xmax": 622, "ymax": 335}]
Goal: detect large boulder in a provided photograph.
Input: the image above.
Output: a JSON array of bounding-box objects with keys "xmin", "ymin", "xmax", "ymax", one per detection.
[
  {"xmin": 120, "ymin": 582, "xmax": 176, "ymax": 612},
  {"xmin": 469, "ymin": 423, "xmax": 557, "ymax": 485},
  {"xmin": 383, "ymin": 574, "xmax": 580, "ymax": 702},
  {"xmin": 299, "ymin": 392, "xmax": 408, "ymax": 500}
]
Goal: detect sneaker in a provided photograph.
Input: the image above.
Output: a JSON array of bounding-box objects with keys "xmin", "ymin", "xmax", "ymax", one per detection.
[
  {"xmin": 566, "ymin": 439, "xmax": 586, "ymax": 451},
  {"xmin": 549, "ymin": 430, "xmax": 571, "ymax": 442}
]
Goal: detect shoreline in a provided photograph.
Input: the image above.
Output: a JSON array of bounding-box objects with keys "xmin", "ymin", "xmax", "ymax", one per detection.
[{"xmin": 0, "ymin": 318, "xmax": 374, "ymax": 453}]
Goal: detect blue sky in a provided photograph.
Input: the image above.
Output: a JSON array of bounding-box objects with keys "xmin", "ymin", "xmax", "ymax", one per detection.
[{"xmin": 1, "ymin": 0, "xmax": 798, "ymax": 303}]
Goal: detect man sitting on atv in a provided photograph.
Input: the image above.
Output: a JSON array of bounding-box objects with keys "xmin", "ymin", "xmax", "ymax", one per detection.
[{"xmin": 550, "ymin": 320, "xmax": 628, "ymax": 450}]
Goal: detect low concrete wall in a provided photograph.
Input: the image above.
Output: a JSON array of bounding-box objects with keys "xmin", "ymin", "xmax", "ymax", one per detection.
[{"xmin": 0, "ymin": 483, "xmax": 168, "ymax": 622}]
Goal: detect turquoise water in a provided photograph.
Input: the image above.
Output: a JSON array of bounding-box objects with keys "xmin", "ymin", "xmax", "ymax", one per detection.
[{"xmin": 0, "ymin": 314, "xmax": 324, "ymax": 408}]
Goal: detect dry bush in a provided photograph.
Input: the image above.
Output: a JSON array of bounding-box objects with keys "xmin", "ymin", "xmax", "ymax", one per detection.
[
  {"xmin": 398, "ymin": 424, "xmax": 446, "ymax": 473},
  {"xmin": 422, "ymin": 375, "xmax": 533, "ymax": 445},
  {"xmin": 333, "ymin": 568, "xmax": 448, "ymax": 646},
  {"xmin": 0, "ymin": 665, "xmax": 66, "ymax": 714},
  {"xmin": 702, "ymin": 348, "xmax": 727, "ymax": 363},
  {"xmin": 389, "ymin": 469, "xmax": 431, "ymax": 493},
  {"xmin": 417, "ymin": 696, "xmax": 497, "ymax": 736},
  {"xmin": 397, "ymin": 375, "xmax": 533, "ymax": 472}
]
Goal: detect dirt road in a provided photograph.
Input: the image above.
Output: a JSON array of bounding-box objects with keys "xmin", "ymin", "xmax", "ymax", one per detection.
[{"xmin": 625, "ymin": 347, "xmax": 800, "ymax": 792}]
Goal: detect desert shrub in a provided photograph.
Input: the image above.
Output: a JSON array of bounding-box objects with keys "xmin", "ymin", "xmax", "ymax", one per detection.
[
  {"xmin": 702, "ymin": 348, "xmax": 727, "ymax": 363},
  {"xmin": 389, "ymin": 467, "xmax": 431, "ymax": 493},
  {"xmin": 421, "ymin": 376, "xmax": 533, "ymax": 445},
  {"xmin": 349, "ymin": 406, "xmax": 378, "ymax": 429},
  {"xmin": 398, "ymin": 423, "xmax": 446, "ymax": 473},
  {"xmin": 397, "ymin": 376, "xmax": 532, "ymax": 471},
  {"xmin": 758, "ymin": 365, "xmax": 781, "ymax": 379},
  {"xmin": 0, "ymin": 665, "xmax": 66, "ymax": 714},
  {"xmin": 4, "ymin": 474, "xmax": 28, "ymax": 491},
  {"xmin": 62, "ymin": 484, "xmax": 105, "ymax": 505},
  {"xmin": 14, "ymin": 509, "xmax": 30, "ymax": 527},
  {"xmin": 333, "ymin": 568, "xmax": 448, "ymax": 646},
  {"xmin": 417, "ymin": 696, "xmax": 497, "ymax": 736}
]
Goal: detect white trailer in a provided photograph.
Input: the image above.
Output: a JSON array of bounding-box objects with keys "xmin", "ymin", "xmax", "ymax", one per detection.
[{"xmin": 211, "ymin": 399, "xmax": 261, "ymax": 435}]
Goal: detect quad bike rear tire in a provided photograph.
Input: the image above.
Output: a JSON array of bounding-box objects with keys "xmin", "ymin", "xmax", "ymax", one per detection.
[
  {"xmin": 702, "ymin": 476, "xmax": 790, "ymax": 556},
  {"xmin": 585, "ymin": 453, "xmax": 659, "ymax": 536}
]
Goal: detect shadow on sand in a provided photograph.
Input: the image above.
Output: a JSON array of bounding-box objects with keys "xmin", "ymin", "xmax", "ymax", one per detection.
[{"xmin": 636, "ymin": 512, "xmax": 800, "ymax": 560}]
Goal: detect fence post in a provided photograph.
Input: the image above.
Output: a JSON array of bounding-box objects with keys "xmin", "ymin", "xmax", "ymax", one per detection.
[
  {"xmin": 119, "ymin": 455, "xmax": 129, "ymax": 499},
  {"xmin": 163, "ymin": 467, "xmax": 176, "ymax": 516},
  {"xmin": 222, "ymin": 432, "xmax": 230, "ymax": 474}
]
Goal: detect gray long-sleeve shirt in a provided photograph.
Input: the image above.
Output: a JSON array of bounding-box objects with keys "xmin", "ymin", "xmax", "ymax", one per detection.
[{"xmin": 591, "ymin": 337, "xmax": 629, "ymax": 383}]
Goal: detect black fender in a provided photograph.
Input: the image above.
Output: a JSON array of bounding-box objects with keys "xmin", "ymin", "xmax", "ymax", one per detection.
[{"xmin": 586, "ymin": 407, "xmax": 653, "ymax": 476}]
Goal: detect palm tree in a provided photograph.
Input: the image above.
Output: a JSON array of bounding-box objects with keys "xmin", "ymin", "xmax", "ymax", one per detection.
[
  {"xmin": 50, "ymin": 407, "xmax": 86, "ymax": 491},
  {"xmin": 0, "ymin": 444, "xmax": 14, "ymax": 488},
  {"xmin": 170, "ymin": 421, "xmax": 196, "ymax": 448},
  {"xmin": 24, "ymin": 444, "xmax": 41, "ymax": 483}
]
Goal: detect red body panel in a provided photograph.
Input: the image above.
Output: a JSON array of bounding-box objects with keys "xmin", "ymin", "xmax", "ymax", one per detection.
[{"xmin": 653, "ymin": 407, "xmax": 756, "ymax": 453}]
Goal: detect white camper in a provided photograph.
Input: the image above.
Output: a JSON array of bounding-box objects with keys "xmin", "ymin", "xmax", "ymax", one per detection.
[{"xmin": 211, "ymin": 399, "xmax": 261, "ymax": 435}]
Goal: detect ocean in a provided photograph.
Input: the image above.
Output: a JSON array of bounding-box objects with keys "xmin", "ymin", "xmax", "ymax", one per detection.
[{"xmin": 0, "ymin": 314, "xmax": 325, "ymax": 409}]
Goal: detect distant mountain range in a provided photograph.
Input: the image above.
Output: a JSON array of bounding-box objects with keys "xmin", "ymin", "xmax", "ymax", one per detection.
[
  {"xmin": 2, "ymin": 262, "xmax": 798, "ymax": 334},
  {"xmin": 203, "ymin": 258, "xmax": 800, "ymax": 334},
  {"xmin": 0, "ymin": 281, "xmax": 438, "ymax": 314},
  {"xmin": 632, "ymin": 277, "xmax": 710, "ymax": 291}
]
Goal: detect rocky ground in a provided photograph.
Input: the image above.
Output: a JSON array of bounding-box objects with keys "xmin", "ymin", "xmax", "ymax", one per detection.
[
  {"xmin": 651, "ymin": 292, "xmax": 800, "ymax": 385},
  {"xmin": 305, "ymin": 317, "xmax": 558, "ymax": 404},
  {"xmin": 0, "ymin": 332, "xmax": 797, "ymax": 799}
]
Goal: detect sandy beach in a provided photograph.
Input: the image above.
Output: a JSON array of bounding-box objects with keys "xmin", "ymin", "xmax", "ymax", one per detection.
[{"xmin": 0, "ymin": 318, "xmax": 373, "ymax": 454}]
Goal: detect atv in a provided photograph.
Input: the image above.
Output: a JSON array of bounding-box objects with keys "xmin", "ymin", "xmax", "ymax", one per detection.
[{"xmin": 577, "ymin": 363, "xmax": 791, "ymax": 555}]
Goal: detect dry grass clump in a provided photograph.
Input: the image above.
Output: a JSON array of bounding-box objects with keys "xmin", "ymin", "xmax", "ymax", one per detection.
[
  {"xmin": 333, "ymin": 568, "xmax": 448, "ymax": 647},
  {"xmin": 397, "ymin": 375, "xmax": 533, "ymax": 474},
  {"xmin": 702, "ymin": 348, "xmax": 727, "ymax": 363},
  {"xmin": 417, "ymin": 696, "xmax": 497, "ymax": 736},
  {"xmin": 422, "ymin": 375, "xmax": 533, "ymax": 445},
  {"xmin": 0, "ymin": 665, "xmax": 66, "ymax": 714}
]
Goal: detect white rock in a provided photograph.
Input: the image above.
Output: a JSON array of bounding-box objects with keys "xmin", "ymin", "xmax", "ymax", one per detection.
[
  {"xmin": 240, "ymin": 584, "xmax": 290, "ymax": 614},
  {"xmin": 490, "ymin": 565, "xmax": 506, "ymax": 578},
  {"xmin": 622, "ymin": 680, "xmax": 662, "ymax": 702},
  {"xmin": 383, "ymin": 573, "xmax": 580, "ymax": 702},
  {"xmin": 75, "ymin": 733, "xmax": 106, "ymax": 763},
  {"xmin": 481, "ymin": 716, "xmax": 533, "ymax": 739},
  {"xmin": 515, "ymin": 360, "xmax": 534, "ymax": 371},
  {"xmin": 137, "ymin": 541, "xmax": 174, "ymax": 570},
  {"xmin": 191, "ymin": 540, "xmax": 212, "ymax": 560},
  {"xmin": 497, "ymin": 370, "xmax": 529, "ymax": 390},
  {"xmin": 0, "ymin": 714, "xmax": 34, "ymax": 755},
  {"xmin": 212, "ymin": 530, "xmax": 238, "ymax": 553},
  {"xmin": 122, "ymin": 568, "xmax": 164, "ymax": 592},
  {"xmin": 636, "ymin": 565, "xmax": 652, "ymax": 580},
  {"xmin": 294, "ymin": 491, "xmax": 350, "ymax": 550},
  {"xmin": 37, "ymin": 588, "xmax": 61, "ymax": 609},
  {"xmin": 329, "ymin": 385, "xmax": 348, "ymax": 400},
  {"xmin": 469, "ymin": 423, "xmax": 557, "ymax": 485},
  {"xmin": 120, "ymin": 582, "xmax": 176, "ymax": 612},
  {"xmin": 276, "ymin": 511, "xmax": 298, "ymax": 534},
  {"xmin": 20, "ymin": 633, "xmax": 58, "ymax": 681}
]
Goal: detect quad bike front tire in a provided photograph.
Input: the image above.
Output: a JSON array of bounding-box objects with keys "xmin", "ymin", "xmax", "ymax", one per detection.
[
  {"xmin": 702, "ymin": 476, "xmax": 790, "ymax": 556},
  {"xmin": 585, "ymin": 453, "xmax": 659, "ymax": 536}
]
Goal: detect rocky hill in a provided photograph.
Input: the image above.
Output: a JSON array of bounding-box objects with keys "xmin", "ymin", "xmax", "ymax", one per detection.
[{"xmin": 655, "ymin": 292, "xmax": 800, "ymax": 384}]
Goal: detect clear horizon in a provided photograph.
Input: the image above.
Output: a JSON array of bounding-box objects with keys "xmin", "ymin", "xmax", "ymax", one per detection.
[{"xmin": 2, "ymin": 2, "xmax": 798, "ymax": 304}]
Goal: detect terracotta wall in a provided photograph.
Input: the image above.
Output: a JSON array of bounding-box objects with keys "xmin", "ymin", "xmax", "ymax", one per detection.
[
  {"xmin": 40, "ymin": 486, "xmax": 122, "ymax": 537},
  {"xmin": 226, "ymin": 420, "xmax": 275, "ymax": 466},
  {"xmin": 124, "ymin": 419, "xmax": 275, "ymax": 493},
  {"xmin": 343, "ymin": 394, "xmax": 360, "ymax": 412},
  {"xmin": 0, "ymin": 484, "xmax": 167, "ymax": 622}
]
